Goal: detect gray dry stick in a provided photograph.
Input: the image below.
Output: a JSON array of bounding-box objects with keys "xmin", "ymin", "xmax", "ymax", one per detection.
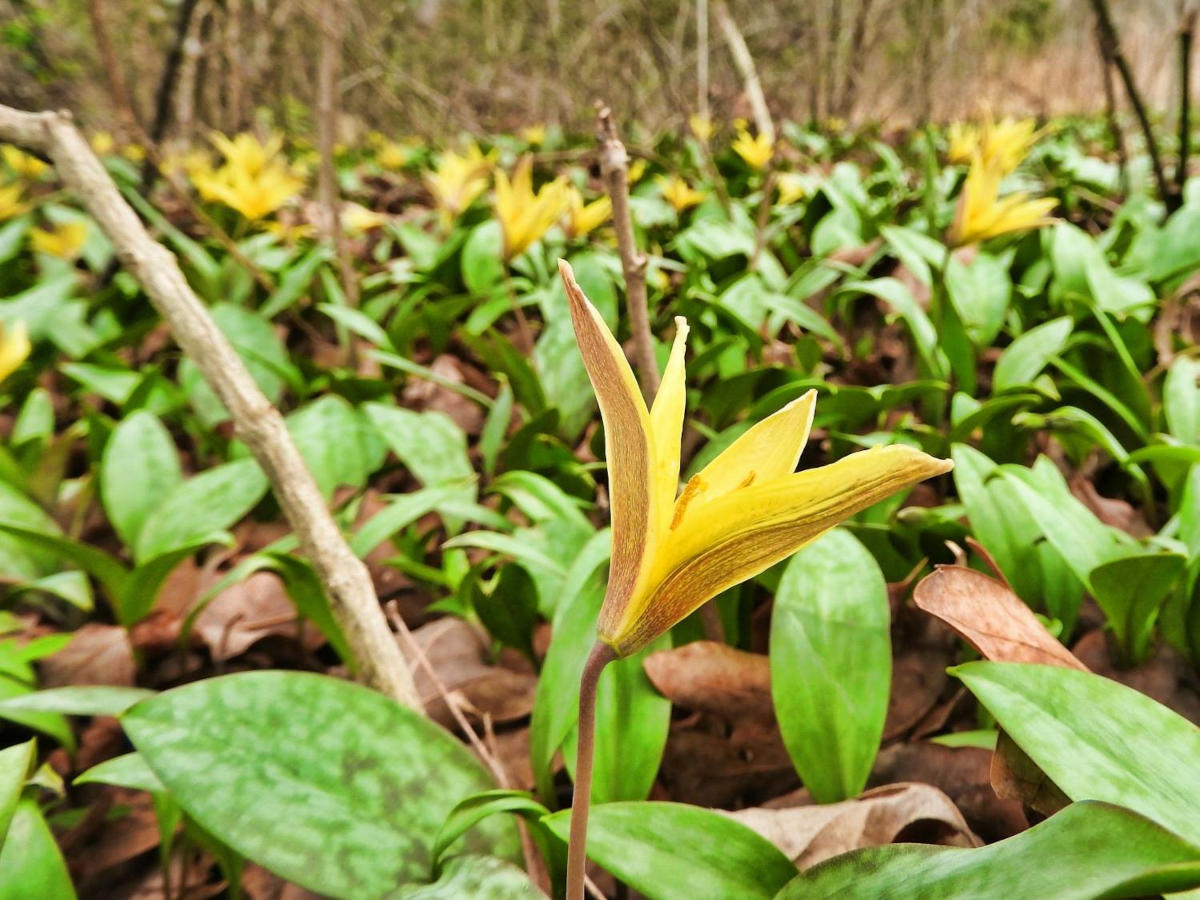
[{"xmin": 0, "ymin": 103, "xmax": 421, "ymax": 709}]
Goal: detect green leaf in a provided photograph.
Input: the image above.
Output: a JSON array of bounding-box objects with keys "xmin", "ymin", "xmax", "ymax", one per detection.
[
  {"xmin": 285, "ymin": 395, "xmax": 378, "ymax": 499},
  {"xmin": 473, "ymin": 565, "xmax": 539, "ymax": 660},
  {"xmin": 784, "ymin": 801, "xmax": 1200, "ymax": 899},
  {"xmin": 351, "ymin": 486, "xmax": 466, "ymax": 557},
  {"xmin": 480, "ymin": 378, "xmax": 514, "ymax": 477},
  {"xmin": 261, "ymin": 246, "xmax": 332, "ymax": 319},
  {"xmin": 430, "ymin": 790, "xmax": 549, "ymax": 877},
  {"xmin": 770, "ymin": 529, "xmax": 890, "ymax": 803},
  {"xmin": 992, "ymin": 316, "xmax": 1072, "ymax": 392},
  {"xmin": 443, "ymin": 532, "xmax": 566, "ymax": 578},
  {"xmin": 1088, "ymin": 553, "xmax": 1187, "ymax": 665},
  {"xmin": 541, "ymin": 802, "xmax": 796, "ymax": 899},
  {"xmin": 396, "ymin": 854, "xmax": 542, "ymax": 899},
  {"xmin": 945, "ymin": 251, "xmax": 1011, "ymax": 348},
  {"xmin": 461, "ymin": 221, "xmax": 505, "ymax": 294},
  {"xmin": 364, "ymin": 404, "xmax": 475, "ymax": 532},
  {"xmin": 0, "ymin": 686, "xmax": 154, "ymax": 717},
  {"xmin": 1164, "ymin": 356, "xmax": 1200, "ymax": 444},
  {"xmin": 838, "ymin": 278, "xmax": 947, "ymax": 378},
  {"xmin": 135, "ymin": 459, "xmax": 269, "ymax": 563},
  {"xmin": 75, "ymin": 752, "xmax": 165, "ymax": 794},
  {"xmin": 121, "ymin": 671, "xmax": 519, "ymax": 896},
  {"xmin": 100, "ymin": 411, "xmax": 182, "ymax": 548},
  {"xmin": 954, "ymin": 661, "xmax": 1200, "ymax": 844},
  {"xmin": 0, "ymin": 799, "xmax": 76, "ymax": 899},
  {"xmin": 0, "ymin": 674, "xmax": 74, "ymax": 750},
  {"xmin": 0, "ymin": 740, "xmax": 34, "ymax": 845}
]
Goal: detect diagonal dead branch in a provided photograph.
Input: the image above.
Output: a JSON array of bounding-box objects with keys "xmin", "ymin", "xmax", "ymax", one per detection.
[{"xmin": 0, "ymin": 102, "xmax": 421, "ymax": 710}]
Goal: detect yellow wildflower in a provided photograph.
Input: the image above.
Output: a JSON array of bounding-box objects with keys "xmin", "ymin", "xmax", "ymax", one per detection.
[
  {"xmin": 493, "ymin": 156, "xmax": 569, "ymax": 260},
  {"xmin": 425, "ymin": 144, "xmax": 494, "ymax": 221},
  {"xmin": 947, "ymin": 122, "xmax": 979, "ymax": 165},
  {"xmin": 377, "ymin": 139, "xmax": 418, "ymax": 170},
  {"xmin": 121, "ymin": 143, "xmax": 146, "ymax": 163},
  {"xmin": 30, "ymin": 221, "xmax": 88, "ymax": 259},
  {"xmin": 0, "ymin": 183, "xmax": 29, "ymax": 220},
  {"xmin": 342, "ymin": 203, "xmax": 390, "ymax": 234},
  {"xmin": 775, "ymin": 172, "xmax": 814, "ymax": 206},
  {"xmin": 1, "ymin": 146, "xmax": 47, "ymax": 180},
  {"xmin": 948, "ymin": 110, "xmax": 1043, "ymax": 174},
  {"xmin": 689, "ymin": 114, "xmax": 714, "ymax": 142},
  {"xmin": 948, "ymin": 152, "xmax": 1056, "ymax": 247},
  {"xmin": 564, "ymin": 186, "xmax": 611, "ymax": 238},
  {"xmin": 656, "ymin": 175, "xmax": 705, "ymax": 212},
  {"xmin": 520, "ymin": 125, "xmax": 547, "ymax": 146},
  {"xmin": 627, "ymin": 158, "xmax": 648, "ymax": 185},
  {"xmin": 0, "ymin": 320, "xmax": 30, "ymax": 384},
  {"xmin": 91, "ymin": 132, "xmax": 116, "ymax": 155},
  {"xmin": 732, "ymin": 124, "xmax": 773, "ymax": 169},
  {"xmin": 558, "ymin": 260, "xmax": 951, "ymax": 657},
  {"xmin": 264, "ymin": 220, "xmax": 316, "ymax": 243},
  {"xmin": 193, "ymin": 132, "xmax": 303, "ymax": 221}
]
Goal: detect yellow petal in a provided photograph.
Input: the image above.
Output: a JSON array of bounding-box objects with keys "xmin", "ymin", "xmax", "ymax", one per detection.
[
  {"xmin": 691, "ymin": 390, "xmax": 816, "ymax": 503},
  {"xmin": 649, "ymin": 317, "xmax": 690, "ymax": 543},
  {"xmin": 0, "ymin": 320, "xmax": 31, "ymax": 383},
  {"xmin": 605, "ymin": 444, "xmax": 952, "ymax": 654},
  {"xmin": 559, "ymin": 260, "xmax": 657, "ymax": 638}
]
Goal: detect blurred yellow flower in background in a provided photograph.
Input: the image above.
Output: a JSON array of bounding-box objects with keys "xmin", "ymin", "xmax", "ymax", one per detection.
[
  {"xmin": 0, "ymin": 184, "xmax": 29, "ymax": 220},
  {"xmin": 732, "ymin": 124, "xmax": 773, "ymax": 169},
  {"xmin": 689, "ymin": 114, "xmax": 714, "ymax": 142},
  {"xmin": 2, "ymin": 145, "xmax": 48, "ymax": 180},
  {"xmin": 947, "ymin": 122, "xmax": 979, "ymax": 165},
  {"xmin": 948, "ymin": 152, "xmax": 1056, "ymax": 247},
  {"xmin": 377, "ymin": 139, "xmax": 419, "ymax": 170},
  {"xmin": 947, "ymin": 110, "xmax": 1043, "ymax": 175},
  {"xmin": 627, "ymin": 158, "xmax": 648, "ymax": 185},
  {"xmin": 193, "ymin": 132, "xmax": 304, "ymax": 221},
  {"xmin": 657, "ymin": 175, "xmax": 705, "ymax": 212},
  {"xmin": 342, "ymin": 203, "xmax": 390, "ymax": 234},
  {"xmin": 30, "ymin": 221, "xmax": 88, "ymax": 259},
  {"xmin": 520, "ymin": 125, "xmax": 547, "ymax": 146},
  {"xmin": 91, "ymin": 132, "xmax": 116, "ymax": 155},
  {"xmin": 775, "ymin": 172, "xmax": 815, "ymax": 206},
  {"xmin": 565, "ymin": 186, "xmax": 611, "ymax": 238},
  {"xmin": 426, "ymin": 144, "xmax": 494, "ymax": 222},
  {"xmin": 493, "ymin": 156, "xmax": 569, "ymax": 259},
  {"xmin": 0, "ymin": 320, "xmax": 30, "ymax": 384}
]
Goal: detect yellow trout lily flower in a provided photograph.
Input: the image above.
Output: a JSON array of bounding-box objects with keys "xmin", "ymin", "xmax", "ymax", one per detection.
[
  {"xmin": 1, "ymin": 145, "xmax": 47, "ymax": 180},
  {"xmin": 493, "ymin": 156, "xmax": 569, "ymax": 260},
  {"xmin": 948, "ymin": 153, "xmax": 1056, "ymax": 247},
  {"xmin": 91, "ymin": 132, "xmax": 116, "ymax": 156},
  {"xmin": 30, "ymin": 221, "xmax": 88, "ymax": 259},
  {"xmin": 194, "ymin": 132, "xmax": 303, "ymax": 221},
  {"xmin": 948, "ymin": 111, "xmax": 1043, "ymax": 174},
  {"xmin": 689, "ymin": 114, "xmax": 714, "ymax": 142},
  {"xmin": 0, "ymin": 183, "xmax": 29, "ymax": 220},
  {"xmin": 732, "ymin": 124, "xmax": 773, "ymax": 169},
  {"xmin": 565, "ymin": 187, "xmax": 611, "ymax": 238},
  {"xmin": 342, "ymin": 203, "xmax": 390, "ymax": 234},
  {"xmin": 657, "ymin": 175, "xmax": 705, "ymax": 212},
  {"xmin": 627, "ymin": 158, "xmax": 648, "ymax": 185},
  {"xmin": 210, "ymin": 132, "xmax": 283, "ymax": 176},
  {"xmin": 776, "ymin": 171, "xmax": 814, "ymax": 206},
  {"xmin": 520, "ymin": 125, "xmax": 547, "ymax": 146},
  {"xmin": 0, "ymin": 320, "xmax": 31, "ymax": 384},
  {"xmin": 947, "ymin": 122, "xmax": 979, "ymax": 164},
  {"xmin": 426, "ymin": 144, "xmax": 494, "ymax": 222},
  {"xmin": 559, "ymin": 260, "xmax": 952, "ymax": 656}
]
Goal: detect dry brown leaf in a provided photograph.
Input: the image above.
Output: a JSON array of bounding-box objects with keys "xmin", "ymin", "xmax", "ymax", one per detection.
[
  {"xmin": 643, "ymin": 641, "xmax": 774, "ymax": 722},
  {"xmin": 883, "ymin": 608, "xmax": 957, "ymax": 740},
  {"xmin": 989, "ymin": 731, "xmax": 1071, "ymax": 818},
  {"xmin": 722, "ymin": 782, "xmax": 980, "ymax": 869},
  {"xmin": 41, "ymin": 624, "xmax": 136, "ymax": 687},
  {"xmin": 193, "ymin": 571, "xmax": 322, "ymax": 662},
  {"xmin": 1069, "ymin": 476, "xmax": 1153, "ymax": 538},
  {"xmin": 400, "ymin": 353, "xmax": 486, "ymax": 435},
  {"xmin": 913, "ymin": 566, "xmax": 1087, "ymax": 670},
  {"xmin": 411, "ymin": 617, "xmax": 536, "ymax": 729}
]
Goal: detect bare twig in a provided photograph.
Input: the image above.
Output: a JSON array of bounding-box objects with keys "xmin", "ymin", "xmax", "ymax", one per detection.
[
  {"xmin": 314, "ymin": 0, "xmax": 361, "ymax": 373},
  {"xmin": 713, "ymin": 0, "xmax": 774, "ymax": 143},
  {"xmin": 86, "ymin": 0, "xmax": 141, "ymax": 136},
  {"xmin": 596, "ymin": 106, "xmax": 659, "ymax": 400},
  {"xmin": 696, "ymin": 0, "xmax": 709, "ymax": 125},
  {"xmin": 140, "ymin": 0, "xmax": 202, "ymax": 191},
  {"xmin": 1095, "ymin": 21, "xmax": 1130, "ymax": 196},
  {"xmin": 1088, "ymin": 0, "xmax": 1177, "ymax": 211},
  {"xmin": 0, "ymin": 103, "xmax": 421, "ymax": 709},
  {"xmin": 1178, "ymin": 8, "xmax": 1196, "ymax": 194}
]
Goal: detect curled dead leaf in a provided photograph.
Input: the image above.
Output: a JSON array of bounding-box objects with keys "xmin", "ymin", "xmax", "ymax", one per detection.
[
  {"xmin": 722, "ymin": 782, "xmax": 979, "ymax": 869},
  {"xmin": 643, "ymin": 640, "xmax": 773, "ymax": 722}
]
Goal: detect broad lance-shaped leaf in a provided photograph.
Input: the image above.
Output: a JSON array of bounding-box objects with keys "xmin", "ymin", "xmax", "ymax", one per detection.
[
  {"xmin": 954, "ymin": 661, "xmax": 1200, "ymax": 845},
  {"xmin": 782, "ymin": 801, "xmax": 1200, "ymax": 899},
  {"xmin": 560, "ymin": 260, "xmax": 952, "ymax": 656}
]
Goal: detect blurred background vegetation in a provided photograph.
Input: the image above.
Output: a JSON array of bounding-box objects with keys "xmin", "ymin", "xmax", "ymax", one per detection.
[{"xmin": 0, "ymin": 0, "xmax": 1190, "ymax": 141}]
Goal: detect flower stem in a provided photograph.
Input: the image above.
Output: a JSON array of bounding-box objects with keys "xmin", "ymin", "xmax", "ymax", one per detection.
[{"xmin": 565, "ymin": 640, "xmax": 617, "ymax": 900}]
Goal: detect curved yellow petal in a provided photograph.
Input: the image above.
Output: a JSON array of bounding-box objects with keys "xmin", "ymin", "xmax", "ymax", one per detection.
[
  {"xmin": 692, "ymin": 390, "xmax": 817, "ymax": 503},
  {"xmin": 649, "ymin": 317, "xmax": 689, "ymax": 538},
  {"xmin": 559, "ymin": 260, "xmax": 658, "ymax": 640},
  {"xmin": 605, "ymin": 444, "xmax": 952, "ymax": 655}
]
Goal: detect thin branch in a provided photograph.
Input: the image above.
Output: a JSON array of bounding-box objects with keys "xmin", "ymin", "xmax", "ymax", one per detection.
[
  {"xmin": 140, "ymin": 0, "xmax": 202, "ymax": 191},
  {"xmin": 86, "ymin": 0, "xmax": 141, "ymax": 136},
  {"xmin": 1088, "ymin": 0, "xmax": 1177, "ymax": 211},
  {"xmin": 0, "ymin": 103, "xmax": 421, "ymax": 710},
  {"xmin": 713, "ymin": 0, "xmax": 774, "ymax": 142},
  {"xmin": 1178, "ymin": 9, "xmax": 1196, "ymax": 194},
  {"xmin": 1095, "ymin": 20, "xmax": 1130, "ymax": 196},
  {"xmin": 596, "ymin": 105, "xmax": 659, "ymax": 400},
  {"xmin": 696, "ymin": 0, "xmax": 709, "ymax": 123},
  {"xmin": 315, "ymin": 0, "xmax": 361, "ymax": 323}
]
